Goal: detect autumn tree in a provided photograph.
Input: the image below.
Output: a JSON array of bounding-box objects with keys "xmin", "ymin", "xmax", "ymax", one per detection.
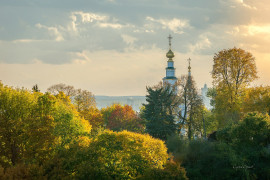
[
  {"xmin": 0, "ymin": 84, "xmax": 56, "ymax": 166},
  {"xmin": 46, "ymin": 130, "xmax": 176, "ymax": 179},
  {"xmin": 101, "ymin": 104, "xmax": 145, "ymax": 133},
  {"xmin": 243, "ymin": 86, "xmax": 270, "ymax": 115},
  {"xmin": 0, "ymin": 83, "xmax": 91, "ymax": 167},
  {"xmin": 178, "ymin": 75, "xmax": 204, "ymax": 140},
  {"xmin": 211, "ymin": 47, "xmax": 258, "ymax": 126},
  {"xmin": 142, "ymin": 85, "xmax": 179, "ymax": 140},
  {"xmin": 47, "ymin": 83, "xmax": 96, "ymax": 110},
  {"xmin": 80, "ymin": 107, "xmax": 104, "ymax": 131},
  {"xmin": 47, "ymin": 83, "xmax": 96, "ymax": 128}
]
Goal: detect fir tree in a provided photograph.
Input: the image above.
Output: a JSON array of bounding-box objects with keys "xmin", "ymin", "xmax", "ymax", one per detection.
[{"xmin": 142, "ymin": 85, "xmax": 179, "ymax": 140}]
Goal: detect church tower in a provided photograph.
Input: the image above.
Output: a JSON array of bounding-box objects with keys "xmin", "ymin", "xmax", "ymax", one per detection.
[
  {"xmin": 163, "ymin": 35, "xmax": 177, "ymax": 86},
  {"xmin": 187, "ymin": 58, "xmax": 191, "ymax": 77}
]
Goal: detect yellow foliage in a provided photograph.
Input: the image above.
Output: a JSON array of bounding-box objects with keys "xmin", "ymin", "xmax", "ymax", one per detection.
[
  {"xmin": 81, "ymin": 130, "xmax": 168, "ymax": 179},
  {"xmin": 77, "ymin": 136, "xmax": 91, "ymax": 147}
]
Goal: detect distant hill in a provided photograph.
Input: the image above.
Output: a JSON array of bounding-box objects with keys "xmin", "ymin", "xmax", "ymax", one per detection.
[{"xmin": 95, "ymin": 96, "xmax": 146, "ymax": 112}]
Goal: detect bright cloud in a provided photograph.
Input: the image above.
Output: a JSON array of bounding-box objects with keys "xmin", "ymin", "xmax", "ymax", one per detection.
[
  {"xmin": 247, "ymin": 24, "xmax": 270, "ymax": 35},
  {"xmin": 146, "ymin": 16, "xmax": 190, "ymax": 34},
  {"xmin": 189, "ymin": 35, "xmax": 212, "ymax": 53},
  {"xmin": 72, "ymin": 11, "xmax": 108, "ymax": 23}
]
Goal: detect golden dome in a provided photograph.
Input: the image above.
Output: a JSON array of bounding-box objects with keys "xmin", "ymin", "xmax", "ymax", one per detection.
[{"xmin": 166, "ymin": 49, "xmax": 174, "ymax": 59}]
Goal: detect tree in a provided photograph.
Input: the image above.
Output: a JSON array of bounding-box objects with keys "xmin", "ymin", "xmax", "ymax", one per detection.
[
  {"xmin": 142, "ymin": 84, "xmax": 179, "ymax": 140},
  {"xmin": 32, "ymin": 84, "xmax": 40, "ymax": 92},
  {"xmin": 217, "ymin": 113, "xmax": 270, "ymax": 179},
  {"xmin": 73, "ymin": 89, "xmax": 96, "ymax": 112},
  {"xmin": 211, "ymin": 47, "xmax": 258, "ymax": 126},
  {"xmin": 101, "ymin": 104, "xmax": 145, "ymax": 133},
  {"xmin": 0, "ymin": 83, "xmax": 92, "ymax": 167},
  {"xmin": 243, "ymin": 86, "xmax": 270, "ymax": 116},
  {"xmin": 47, "ymin": 83, "xmax": 76, "ymax": 96},
  {"xmin": 80, "ymin": 107, "xmax": 104, "ymax": 130},
  {"xmin": 0, "ymin": 84, "xmax": 56, "ymax": 166},
  {"xmin": 45, "ymin": 130, "xmax": 171, "ymax": 179},
  {"xmin": 177, "ymin": 75, "xmax": 204, "ymax": 140},
  {"xmin": 47, "ymin": 83, "xmax": 96, "ymax": 112}
]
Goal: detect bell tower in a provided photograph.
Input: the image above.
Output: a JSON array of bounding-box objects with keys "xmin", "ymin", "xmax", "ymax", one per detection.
[{"xmin": 163, "ymin": 35, "xmax": 177, "ymax": 86}]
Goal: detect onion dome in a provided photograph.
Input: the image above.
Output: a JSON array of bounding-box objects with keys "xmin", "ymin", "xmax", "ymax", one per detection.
[{"xmin": 166, "ymin": 49, "xmax": 175, "ymax": 59}]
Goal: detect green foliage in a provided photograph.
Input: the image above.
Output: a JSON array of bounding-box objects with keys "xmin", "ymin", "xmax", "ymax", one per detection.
[
  {"xmin": 0, "ymin": 164, "xmax": 45, "ymax": 179},
  {"xmin": 243, "ymin": 86, "xmax": 270, "ymax": 116},
  {"xmin": 177, "ymin": 75, "xmax": 204, "ymax": 140},
  {"xmin": 167, "ymin": 113, "xmax": 270, "ymax": 179},
  {"xmin": 139, "ymin": 160, "xmax": 188, "ymax": 180},
  {"xmin": 32, "ymin": 84, "xmax": 40, "ymax": 92},
  {"xmin": 53, "ymin": 93, "xmax": 91, "ymax": 146},
  {"xmin": 167, "ymin": 137, "xmax": 248, "ymax": 180},
  {"xmin": 217, "ymin": 113, "xmax": 270, "ymax": 179},
  {"xmin": 0, "ymin": 85, "xmax": 55, "ymax": 166},
  {"xmin": 143, "ymin": 85, "xmax": 178, "ymax": 140},
  {"xmin": 203, "ymin": 108, "xmax": 218, "ymax": 136}
]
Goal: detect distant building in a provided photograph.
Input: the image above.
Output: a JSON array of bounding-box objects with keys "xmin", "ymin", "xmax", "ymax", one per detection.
[{"xmin": 201, "ymin": 84, "xmax": 211, "ymax": 109}]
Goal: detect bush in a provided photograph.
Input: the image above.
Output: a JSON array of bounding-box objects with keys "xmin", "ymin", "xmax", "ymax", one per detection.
[
  {"xmin": 140, "ymin": 160, "xmax": 188, "ymax": 180},
  {"xmin": 45, "ymin": 130, "xmax": 176, "ymax": 179}
]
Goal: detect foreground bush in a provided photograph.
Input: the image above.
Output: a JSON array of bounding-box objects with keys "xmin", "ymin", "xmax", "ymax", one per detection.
[{"xmin": 46, "ymin": 130, "xmax": 187, "ymax": 179}]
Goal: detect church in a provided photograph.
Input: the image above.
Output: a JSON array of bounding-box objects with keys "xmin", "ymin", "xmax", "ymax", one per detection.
[
  {"xmin": 162, "ymin": 35, "xmax": 210, "ymax": 109},
  {"xmin": 95, "ymin": 35, "xmax": 211, "ymax": 113},
  {"xmin": 162, "ymin": 35, "xmax": 211, "ymax": 137}
]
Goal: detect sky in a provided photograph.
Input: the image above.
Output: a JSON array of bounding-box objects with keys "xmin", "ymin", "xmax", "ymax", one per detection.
[{"xmin": 0, "ymin": 0, "xmax": 269, "ymax": 96}]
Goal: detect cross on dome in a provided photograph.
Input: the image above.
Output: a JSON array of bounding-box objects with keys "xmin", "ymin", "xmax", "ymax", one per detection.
[{"xmin": 168, "ymin": 34, "xmax": 172, "ymax": 50}]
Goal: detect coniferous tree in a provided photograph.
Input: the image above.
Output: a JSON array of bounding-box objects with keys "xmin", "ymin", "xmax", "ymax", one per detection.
[
  {"xmin": 142, "ymin": 84, "xmax": 179, "ymax": 140},
  {"xmin": 32, "ymin": 84, "xmax": 40, "ymax": 92}
]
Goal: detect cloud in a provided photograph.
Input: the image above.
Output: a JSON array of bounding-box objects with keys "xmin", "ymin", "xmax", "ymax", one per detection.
[
  {"xmin": 35, "ymin": 23, "xmax": 64, "ymax": 41},
  {"xmin": 72, "ymin": 11, "xmax": 108, "ymax": 23},
  {"xmin": 70, "ymin": 11, "xmax": 130, "ymax": 30},
  {"xmin": 235, "ymin": 0, "xmax": 257, "ymax": 10},
  {"xmin": 247, "ymin": 24, "xmax": 270, "ymax": 35},
  {"xmin": 1, "ymin": 0, "xmax": 270, "ymax": 96},
  {"xmin": 188, "ymin": 35, "xmax": 212, "ymax": 53},
  {"xmin": 145, "ymin": 16, "xmax": 190, "ymax": 34},
  {"xmin": 97, "ymin": 22, "xmax": 123, "ymax": 29}
]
